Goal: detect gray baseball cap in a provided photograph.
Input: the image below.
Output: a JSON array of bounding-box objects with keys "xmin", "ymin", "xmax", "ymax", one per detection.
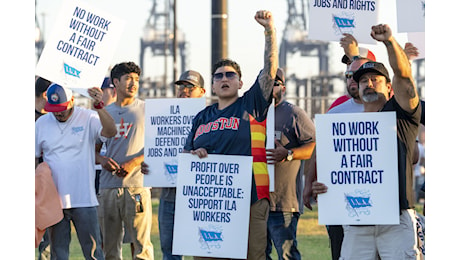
[{"xmin": 174, "ymin": 70, "xmax": 204, "ymax": 87}]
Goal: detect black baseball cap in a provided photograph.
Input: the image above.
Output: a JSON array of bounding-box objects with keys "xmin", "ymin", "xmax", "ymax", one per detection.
[
  {"xmin": 275, "ymin": 68, "xmax": 285, "ymax": 85},
  {"xmin": 174, "ymin": 70, "xmax": 204, "ymax": 87},
  {"xmin": 352, "ymin": 61, "xmax": 391, "ymax": 83}
]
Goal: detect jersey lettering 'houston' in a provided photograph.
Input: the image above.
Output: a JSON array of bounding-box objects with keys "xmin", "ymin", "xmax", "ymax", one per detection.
[{"xmin": 193, "ymin": 117, "xmax": 240, "ymax": 140}]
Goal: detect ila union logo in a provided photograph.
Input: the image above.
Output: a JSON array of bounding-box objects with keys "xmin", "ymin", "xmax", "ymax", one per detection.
[
  {"xmin": 332, "ymin": 12, "xmax": 355, "ymax": 36},
  {"xmin": 198, "ymin": 225, "xmax": 223, "ymax": 252},
  {"xmin": 63, "ymin": 63, "xmax": 81, "ymax": 78},
  {"xmin": 345, "ymin": 189, "xmax": 372, "ymax": 221}
]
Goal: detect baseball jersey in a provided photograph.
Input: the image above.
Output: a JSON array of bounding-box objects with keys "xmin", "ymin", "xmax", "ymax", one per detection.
[{"xmin": 184, "ymin": 79, "xmax": 272, "ymax": 204}]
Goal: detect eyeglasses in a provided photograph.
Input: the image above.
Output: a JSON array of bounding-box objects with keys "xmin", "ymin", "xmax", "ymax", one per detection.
[
  {"xmin": 213, "ymin": 71, "xmax": 238, "ymax": 81},
  {"xmin": 274, "ymin": 81, "xmax": 283, "ymax": 86},
  {"xmin": 345, "ymin": 71, "xmax": 354, "ymax": 79},
  {"xmin": 176, "ymin": 84, "xmax": 198, "ymax": 91}
]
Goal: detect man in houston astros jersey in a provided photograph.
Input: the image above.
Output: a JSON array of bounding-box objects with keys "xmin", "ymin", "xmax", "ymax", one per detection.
[{"xmin": 184, "ymin": 10, "xmax": 278, "ymax": 260}]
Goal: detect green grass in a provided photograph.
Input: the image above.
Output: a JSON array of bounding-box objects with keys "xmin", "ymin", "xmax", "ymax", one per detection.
[{"xmin": 36, "ymin": 201, "xmax": 424, "ymax": 259}]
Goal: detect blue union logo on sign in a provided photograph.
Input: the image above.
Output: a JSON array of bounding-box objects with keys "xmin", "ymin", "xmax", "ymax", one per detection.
[
  {"xmin": 345, "ymin": 190, "xmax": 372, "ymax": 221},
  {"xmin": 346, "ymin": 195, "xmax": 371, "ymax": 208},
  {"xmin": 333, "ymin": 16, "xmax": 355, "ymax": 28},
  {"xmin": 63, "ymin": 63, "xmax": 81, "ymax": 78},
  {"xmin": 198, "ymin": 226, "xmax": 224, "ymax": 252}
]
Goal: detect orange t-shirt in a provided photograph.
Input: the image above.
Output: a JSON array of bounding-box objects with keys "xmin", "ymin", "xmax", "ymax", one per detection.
[{"xmin": 35, "ymin": 162, "xmax": 63, "ymax": 248}]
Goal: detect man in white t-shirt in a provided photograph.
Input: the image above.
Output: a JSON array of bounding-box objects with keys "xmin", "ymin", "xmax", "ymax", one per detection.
[{"xmin": 35, "ymin": 83, "xmax": 116, "ymax": 259}]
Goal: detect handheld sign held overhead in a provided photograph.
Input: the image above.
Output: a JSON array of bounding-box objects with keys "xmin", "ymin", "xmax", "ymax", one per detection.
[
  {"xmin": 396, "ymin": 0, "xmax": 425, "ymax": 33},
  {"xmin": 35, "ymin": 0, "xmax": 125, "ymax": 97},
  {"xmin": 308, "ymin": 0, "xmax": 381, "ymax": 44}
]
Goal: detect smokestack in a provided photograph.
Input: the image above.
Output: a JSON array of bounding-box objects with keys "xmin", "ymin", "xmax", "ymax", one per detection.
[{"xmin": 211, "ymin": 0, "xmax": 228, "ymax": 69}]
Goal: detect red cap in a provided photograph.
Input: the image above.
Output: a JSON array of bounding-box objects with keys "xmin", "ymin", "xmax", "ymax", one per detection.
[
  {"xmin": 44, "ymin": 84, "xmax": 73, "ymax": 112},
  {"xmin": 342, "ymin": 47, "xmax": 376, "ymax": 64}
]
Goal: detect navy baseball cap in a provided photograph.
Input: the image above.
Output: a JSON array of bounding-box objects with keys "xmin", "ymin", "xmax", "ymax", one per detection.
[
  {"xmin": 175, "ymin": 70, "xmax": 204, "ymax": 87},
  {"xmin": 352, "ymin": 61, "xmax": 391, "ymax": 83},
  {"xmin": 101, "ymin": 77, "xmax": 113, "ymax": 89},
  {"xmin": 44, "ymin": 83, "xmax": 73, "ymax": 112}
]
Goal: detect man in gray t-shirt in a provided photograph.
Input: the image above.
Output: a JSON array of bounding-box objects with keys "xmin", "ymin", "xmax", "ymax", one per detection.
[
  {"xmin": 97, "ymin": 62, "xmax": 154, "ymax": 259},
  {"xmin": 265, "ymin": 68, "xmax": 316, "ymax": 259}
]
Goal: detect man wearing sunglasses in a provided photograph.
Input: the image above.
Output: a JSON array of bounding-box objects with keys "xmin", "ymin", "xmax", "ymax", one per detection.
[
  {"xmin": 265, "ymin": 68, "xmax": 316, "ymax": 259},
  {"xmin": 327, "ymin": 34, "xmax": 376, "ymax": 112},
  {"xmin": 328, "ymin": 57, "xmax": 371, "ymax": 114},
  {"xmin": 174, "ymin": 70, "xmax": 206, "ymax": 99},
  {"xmin": 328, "ymin": 33, "xmax": 376, "ymax": 114},
  {"xmin": 320, "ymin": 36, "xmax": 373, "ymax": 260},
  {"xmin": 184, "ymin": 10, "xmax": 278, "ymax": 260},
  {"xmin": 310, "ymin": 24, "xmax": 422, "ymax": 260}
]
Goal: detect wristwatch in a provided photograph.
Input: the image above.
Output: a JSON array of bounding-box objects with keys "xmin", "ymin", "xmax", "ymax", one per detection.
[{"xmin": 286, "ymin": 150, "xmax": 294, "ymax": 161}]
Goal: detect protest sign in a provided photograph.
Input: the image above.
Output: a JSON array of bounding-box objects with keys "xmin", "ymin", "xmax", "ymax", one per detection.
[
  {"xmin": 315, "ymin": 112, "xmax": 399, "ymax": 225},
  {"xmin": 144, "ymin": 97, "xmax": 206, "ymax": 187},
  {"xmin": 267, "ymin": 102, "xmax": 275, "ymax": 191},
  {"xmin": 396, "ymin": 0, "xmax": 425, "ymax": 32},
  {"xmin": 35, "ymin": 0, "xmax": 125, "ymax": 96},
  {"xmin": 172, "ymin": 154, "xmax": 253, "ymax": 259},
  {"xmin": 407, "ymin": 32, "xmax": 425, "ymax": 60},
  {"xmin": 307, "ymin": 0, "xmax": 380, "ymax": 44}
]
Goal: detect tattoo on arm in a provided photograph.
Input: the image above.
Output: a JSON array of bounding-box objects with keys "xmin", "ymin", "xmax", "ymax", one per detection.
[{"xmin": 259, "ymin": 29, "xmax": 278, "ymax": 101}]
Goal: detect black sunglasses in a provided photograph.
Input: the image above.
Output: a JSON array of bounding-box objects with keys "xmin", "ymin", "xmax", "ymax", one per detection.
[
  {"xmin": 274, "ymin": 80, "xmax": 283, "ymax": 86},
  {"xmin": 213, "ymin": 71, "xmax": 238, "ymax": 81},
  {"xmin": 176, "ymin": 84, "xmax": 197, "ymax": 90},
  {"xmin": 345, "ymin": 71, "xmax": 354, "ymax": 79}
]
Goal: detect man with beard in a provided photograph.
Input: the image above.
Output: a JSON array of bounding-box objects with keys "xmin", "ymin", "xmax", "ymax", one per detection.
[
  {"xmin": 327, "ymin": 33, "xmax": 376, "ymax": 112},
  {"xmin": 305, "ymin": 33, "xmax": 373, "ymax": 260},
  {"xmin": 265, "ymin": 68, "xmax": 316, "ymax": 259},
  {"xmin": 328, "ymin": 56, "xmax": 371, "ymax": 114},
  {"xmin": 311, "ymin": 24, "xmax": 421, "ymax": 259},
  {"xmin": 317, "ymin": 56, "xmax": 372, "ymax": 260}
]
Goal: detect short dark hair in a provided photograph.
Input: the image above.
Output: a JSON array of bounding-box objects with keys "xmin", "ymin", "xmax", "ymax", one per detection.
[
  {"xmin": 110, "ymin": 62, "xmax": 141, "ymax": 83},
  {"xmin": 211, "ymin": 59, "xmax": 241, "ymax": 83},
  {"xmin": 35, "ymin": 77, "xmax": 51, "ymax": 97}
]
